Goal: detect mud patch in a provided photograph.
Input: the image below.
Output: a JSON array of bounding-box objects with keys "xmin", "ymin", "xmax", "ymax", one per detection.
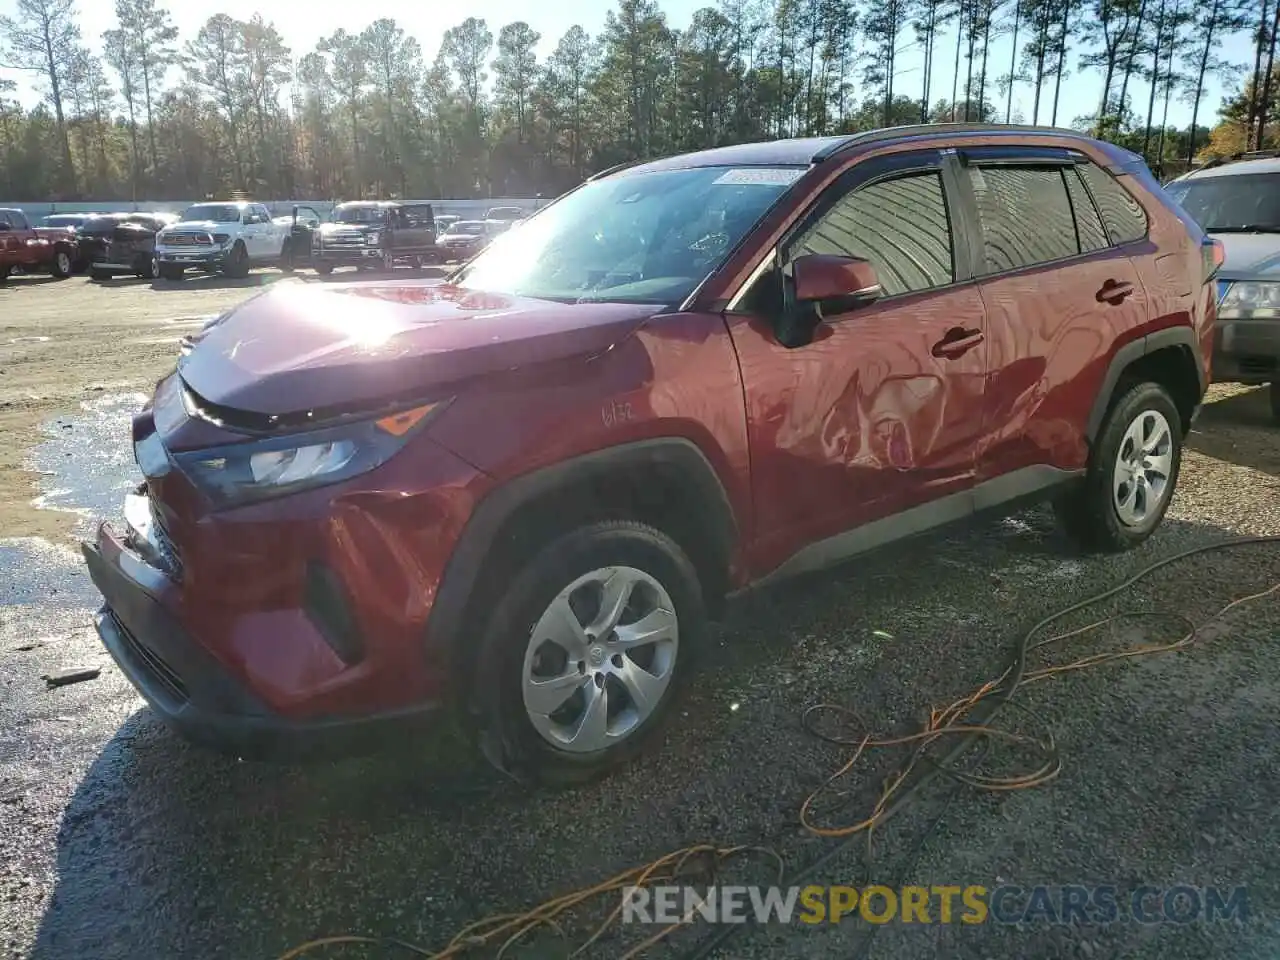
[{"xmin": 26, "ymin": 393, "xmax": 147, "ymax": 535}]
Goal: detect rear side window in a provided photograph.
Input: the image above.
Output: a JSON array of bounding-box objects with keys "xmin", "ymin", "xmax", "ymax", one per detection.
[
  {"xmin": 7, "ymin": 210, "xmax": 29, "ymax": 230},
  {"xmin": 1079, "ymin": 162, "xmax": 1148, "ymax": 244},
  {"xmin": 403, "ymin": 205, "xmax": 435, "ymax": 227},
  {"xmin": 1065, "ymin": 169, "xmax": 1109, "ymax": 252},
  {"xmin": 790, "ymin": 172, "xmax": 955, "ymax": 296},
  {"xmin": 967, "ymin": 166, "xmax": 1077, "ymax": 273}
]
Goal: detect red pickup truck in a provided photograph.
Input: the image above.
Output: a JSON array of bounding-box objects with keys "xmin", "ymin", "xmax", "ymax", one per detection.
[{"xmin": 0, "ymin": 207, "xmax": 78, "ymax": 283}]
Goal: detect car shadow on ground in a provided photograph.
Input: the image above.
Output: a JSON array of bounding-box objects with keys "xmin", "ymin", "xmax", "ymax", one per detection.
[
  {"xmin": 0, "ymin": 276, "xmax": 69, "ymax": 288},
  {"xmin": 1187, "ymin": 385, "xmax": 1279, "ymax": 478},
  {"xmin": 25, "ymin": 511, "xmax": 1280, "ymax": 960},
  {"xmin": 147, "ymin": 273, "xmax": 294, "ymax": 293}
]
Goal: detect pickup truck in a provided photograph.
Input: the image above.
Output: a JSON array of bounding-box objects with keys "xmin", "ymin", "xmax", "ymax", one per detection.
[
  {"xmin": 154, "ymin": 201, "xmax": 292, "ymax": 280},
  {"xmin": 311, "ymin": 200, "xmax": 439, "ymax": 274},
  {"xmin": 0, "ymin": 207, "xmax": 78, "ymax": 282}
]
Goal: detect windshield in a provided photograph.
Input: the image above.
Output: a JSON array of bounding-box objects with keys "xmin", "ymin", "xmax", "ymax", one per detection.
[
  {"xmin": 332, "ymin": 205, "xmax": 384, "ymax": 224},
  {"xmin": 455, "ymin": 165, "xmax": 803, "ymax": 305},
  {"xmin": 1164, "ymin": 173, "xmax": 1280, "ymax": 232},
  {"xmin": 181, "ymin": 204, "xmax": 243, "ymax": 223}
]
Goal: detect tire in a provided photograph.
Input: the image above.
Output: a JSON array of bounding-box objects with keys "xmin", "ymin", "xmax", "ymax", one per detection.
[
  {"xmin": 223, "ymin": 242, "xmax": 249, "ymax": 278},
  {"xmin": 1055, "ymin": 380, "xmax": 1184, "ymax": 553},
  {"xmin": 89, "ymin": 267, "xmax": 110, "ymax": 282},
  {"xmin": 279, "ymin": 240, "xmax": 295, "ymax": 274},
  {"xmin": 49, "ymin": 249, "xmax": 72, "ymax": 279},
  {"xmin": 472, "ymin": 520, "xmax": 704, "ymax": 787},
  {"xmin": 1270, "ymin": 380, "xmax": 1279, "ymax": 424},
  {"xmin": 159, "ymin": 263, "xmax": 185, "ymax": 281},
  {"xmin": 132, "ymin": 253, "xmax": 157, "ymax": 279},
  {"xmin": 314, "ymin": 263, "xmax": 334, "ymax": 276}
]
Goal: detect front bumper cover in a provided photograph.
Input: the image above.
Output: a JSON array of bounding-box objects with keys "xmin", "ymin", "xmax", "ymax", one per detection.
[{"xmin": 1212, "ymin": 317, "xmax": 1280, "ymax": 384}]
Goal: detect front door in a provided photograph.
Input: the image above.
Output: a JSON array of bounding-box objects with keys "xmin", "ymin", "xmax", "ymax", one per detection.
[{"xmin": 725, "ymin": 150, "xmax": 989, "ymax": 575}]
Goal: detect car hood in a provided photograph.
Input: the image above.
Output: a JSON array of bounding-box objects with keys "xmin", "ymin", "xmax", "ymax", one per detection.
[
  {"xmin": 177, "ymin": 279, "xmax": 661, "ymax": 416},
  {"xmin": 439, "ymin": 233, "xmax": 483, "ymax": 242},
  {"xmin": 166, "ymin": 220, "xmax": 232, "ymax": 233},
  {"xmin": 1212, "ymin": 232, "xmax": 1280, "ymax": 280}
]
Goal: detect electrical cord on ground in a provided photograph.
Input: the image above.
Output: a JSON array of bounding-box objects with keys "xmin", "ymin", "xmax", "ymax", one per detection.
[{"xmin": 276, "ymin": 534, "xmax": 1280, "ymax": 960}]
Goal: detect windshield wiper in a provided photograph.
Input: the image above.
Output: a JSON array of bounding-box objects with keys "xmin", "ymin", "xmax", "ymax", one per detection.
[{"xmin": 1206, "ymin": 224, "xmax": 1280, "ymax": 233}]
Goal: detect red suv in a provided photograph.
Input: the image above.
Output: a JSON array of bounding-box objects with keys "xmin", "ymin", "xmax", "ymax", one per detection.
[{"xmin": 82, "ymin": 125, "xmax": 1218, "ymax": 784}]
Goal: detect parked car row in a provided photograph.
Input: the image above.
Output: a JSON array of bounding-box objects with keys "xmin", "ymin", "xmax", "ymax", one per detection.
[{"xmin": 1, "ymin": 201, "xmax": 528, "ymax": 285}]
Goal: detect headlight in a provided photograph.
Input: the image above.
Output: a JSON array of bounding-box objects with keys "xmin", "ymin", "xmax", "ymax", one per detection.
[
  {"xmin": 172, "ymin": 401, "xmax": 449, "ymax": 508},
  {"xmin": 366, "ymin": 231, "xmax": 381, "ymax": 246},
  {"xmin": 1218, "ymin": 281, "xmax": 1280, "ymax": 318},
  {"xmin": 213, "ymin": 233, "xmax": 230, "ymax": 244}
]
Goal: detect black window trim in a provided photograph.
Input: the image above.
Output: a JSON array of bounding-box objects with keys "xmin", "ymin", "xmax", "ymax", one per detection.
[
  {"xmin": 725, "ymin": 149, "xmax": 972, "ymax": 314},
  {"xmin": 1073, "ymin": 158, "xmax": 1151, "ymax": 248},
  {"xmin": 949, "ymin": 146, "xmax": 1129, "ymax": 281}
]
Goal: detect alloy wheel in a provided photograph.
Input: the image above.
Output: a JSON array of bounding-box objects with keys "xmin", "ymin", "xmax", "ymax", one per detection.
[
  {"xmin": 1112, "ymin": 409, "xmax": 1174, "ymax": 526},
  {"xmin": 521, "ymin": 566, "xmax": 679, "ymax": 753}
]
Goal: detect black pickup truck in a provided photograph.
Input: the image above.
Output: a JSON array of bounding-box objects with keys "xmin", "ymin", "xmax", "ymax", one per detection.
[{"xmin": 310, "ymin": 201, "xmax": 438, "ymax": 274}]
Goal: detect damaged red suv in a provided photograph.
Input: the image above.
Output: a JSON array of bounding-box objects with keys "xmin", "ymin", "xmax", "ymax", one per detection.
[{"xmin": 83, "ymin": 125, "xmax": 1219, "ymax": 784}]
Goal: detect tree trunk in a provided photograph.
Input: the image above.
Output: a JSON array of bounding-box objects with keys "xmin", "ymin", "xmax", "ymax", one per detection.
[
  {"xmin": 1185, "ymin": 0, "xmax": 1218, "ymax": 161},
  {"xmin": 1032, "ymin": 9, "xmax": 1048, "ymax": 124},
  {"xmin": 977, "ymin": 1, "xmax": 992, "ymax": 120},
  {"xmin": 951, "ymin": 0, "xmax": 964, "ymax": 119},
  {"xmin": 1142, "ymin": 0, "xmax": 1166, "ymax": 159},
  {"xmin": 1116, "ymin": 0, "xmax": 1150, "ymax": 131},
  {"xmin": 1050, "ymin": 0, "xmax": 1071, "ymax": 125},
  {"xmin": 142, "ymin": 58, "xmax": 159, "ymax": 176},
  {"xmin": 1155, "ymin": 0, "xmax": 1180, "ymax": 172},
  {"xmin": 1258, "ymin": 0, "xmax": 1280, "ymax": 147},
  {"xmin": 1246, "ymin": 0, "xmax": 1270, "ymax": 148},
  {"xmin": 1006, "ymin": 0, "xmax": 1021, "ymax": 122},
  {"xmin": 964, "ymin": 0, "xmax": 977, "ymax": 121},
  {"xmin": 42, "ymin": 32, "xmax": 75, "ymax": 195}
]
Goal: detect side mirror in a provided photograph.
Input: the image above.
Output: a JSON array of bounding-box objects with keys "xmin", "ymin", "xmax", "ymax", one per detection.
[{"xmin": 792, "ymin": 254, "xmax": 883, "ymax": 310}]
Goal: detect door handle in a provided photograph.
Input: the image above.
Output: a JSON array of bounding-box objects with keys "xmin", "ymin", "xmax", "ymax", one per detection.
[
  {"xmin": 931, "ymin": 327, "xmax": 984, "ymax": 359},
  {"xmin": 1096, "ymin": 279, "xmax": 1135, "ymax": 305}
]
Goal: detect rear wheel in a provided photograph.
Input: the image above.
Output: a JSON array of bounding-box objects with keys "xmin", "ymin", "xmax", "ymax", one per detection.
[
  {"xmin": 472, "ymin": 521, "xmax": 702, "ymax": 787},
  {"xmin": 89, "ymin": 267, "xmax": 111, "ymax": 282},
  {"xmin": 314, "ymin": 263, "xmax": 334, "ymax": 276},
  {"xmin": 1055, "ymin": 381, "xmax": 1183, "ymax": 552},
  {"xmin": 49, "ymin": 249, "xmax": 72, "ymax": 279}
]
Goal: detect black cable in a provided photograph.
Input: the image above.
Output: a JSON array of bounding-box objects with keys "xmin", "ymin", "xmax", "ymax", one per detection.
[{"xmin": 678, "ymin": 533, "xmax": 1280, "ymax": 960}]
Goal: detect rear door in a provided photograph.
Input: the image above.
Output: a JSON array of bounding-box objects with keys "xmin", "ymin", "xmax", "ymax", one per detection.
[{"xmin": 951, "ymin": 146, "xmax": 1150, "ymax": 495}]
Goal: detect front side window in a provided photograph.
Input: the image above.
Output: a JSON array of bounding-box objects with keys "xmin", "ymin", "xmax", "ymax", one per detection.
[
  {"xmin": 789, "ymin": 171, "xmax": 955, "ymax": 296},
  {"xmin": 456, "ymin": 165, "xmax": 803, "ymax": 305},
  {"xmin": 1079, "ymin": 162, "xmax": 1149, "ymax": 243},
  {"xmin": 9, "ymin": 210, "xmax": 29, "ymax": 230},
  {"xmin": 1162, "ymin": 172, "xmax": 1280, "ymax": 234},
  {"xmin": 968, "ymin": 166, "xmax": 1078, "ymax": 274}
]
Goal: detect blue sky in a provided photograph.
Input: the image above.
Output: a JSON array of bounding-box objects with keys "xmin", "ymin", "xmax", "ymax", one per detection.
[{"xmin": 0, "ymin": 0, "xmax": 1257, "ymax": 130}]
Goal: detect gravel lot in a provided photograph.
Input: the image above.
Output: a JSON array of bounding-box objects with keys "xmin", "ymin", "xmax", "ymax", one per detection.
[{"xmin": 1, "ymin": 274, "xmax": 1278, "ymax": 960}]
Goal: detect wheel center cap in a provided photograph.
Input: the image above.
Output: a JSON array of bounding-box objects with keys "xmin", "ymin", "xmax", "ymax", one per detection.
[{"xmin": 588, "ymin": 645, "xmax": 606, "ymax": 666}]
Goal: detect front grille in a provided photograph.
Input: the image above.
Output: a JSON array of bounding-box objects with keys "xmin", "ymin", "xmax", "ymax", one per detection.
[
  {"xmin": 165, "ymin": 232, "xmax": 212, "ymax": 246},
  {"xmin": 1238, "ymin": 357, "xmax": 1277, "ymax": 377},
  {"xmin": 321, "ymin": 231, "xmax": 367, "ymax": 249},
  {"xmin": 113, "ymin": 613, "xmax": 188, "ymax": 704}
]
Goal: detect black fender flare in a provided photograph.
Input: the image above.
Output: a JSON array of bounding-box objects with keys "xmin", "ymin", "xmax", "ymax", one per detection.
[
  {"xmin": 424, "ymin": 437, "xmax": 738, "ymax": 673},
  {"xmin": 1085, "ymin": 326, "xmax": 1206, "ymax": 443}
]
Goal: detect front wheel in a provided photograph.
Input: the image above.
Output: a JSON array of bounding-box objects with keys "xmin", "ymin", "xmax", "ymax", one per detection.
[
  {"xmin": 223, "ymin": 242, "xmax": 249, "ymax": 278},
  {"xmin": 1055, "ymin": 381, "xmax": 1183, "ymax": 553},
  {"xmin": 472, "ymin": 521, "xmax": 703, "ymax": 787},
  {"xmin": 314, "ymin": 263, "xmax": 334, "ymax": 276},
  {"xmin": 279, "ymin": 240, "xmax": 295, "ymax": 273},
  {"xmin": 50, "ymin": 249, "xmax": 72, "ymax": 278}
]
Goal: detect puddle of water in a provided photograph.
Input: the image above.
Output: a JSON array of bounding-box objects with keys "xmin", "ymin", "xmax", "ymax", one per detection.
[
  {"xmin": 8, "ymin": 336, "xmax": 51, "ymax": 344},
  {"xmin": 27, "ymin": 392, "xmax": 148, "ymax": 535}
]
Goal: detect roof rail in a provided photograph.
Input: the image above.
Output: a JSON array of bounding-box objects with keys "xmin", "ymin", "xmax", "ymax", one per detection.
[{"xmin": 812, "ymin": 122, "xmax": 1087, "ymax": 161}]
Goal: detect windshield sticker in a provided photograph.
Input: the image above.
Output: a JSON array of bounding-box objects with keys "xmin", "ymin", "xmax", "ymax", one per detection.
[{"xmin": 713, "ymin": 168, "xmax": 805, "ymax": 186}]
